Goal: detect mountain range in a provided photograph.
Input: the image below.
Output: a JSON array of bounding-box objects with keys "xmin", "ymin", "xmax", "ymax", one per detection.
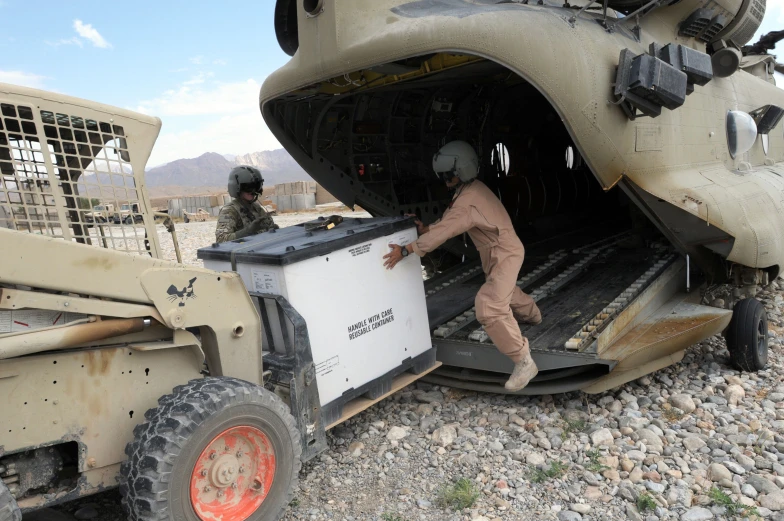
[{"xmin": 144, "ymin": 149, "xmax": 312, "ymax": 198}]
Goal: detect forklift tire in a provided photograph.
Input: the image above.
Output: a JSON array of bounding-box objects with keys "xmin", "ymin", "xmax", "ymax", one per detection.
[
  {"xmin": 0, "ymin": 480, "xmax": 21, "ymax": 521},
  {"xmin": 120, "ymin": 377, "xmax": 301, "ymax": 521},
  {"xmin": 726, "ymin": 298, "xmax": 768, "ymax": 372}
]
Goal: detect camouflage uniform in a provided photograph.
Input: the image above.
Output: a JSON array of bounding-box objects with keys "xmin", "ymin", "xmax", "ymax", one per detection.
[{"xmin": 215, "ymin": 199, "xmax": 275, "ymax": 243}]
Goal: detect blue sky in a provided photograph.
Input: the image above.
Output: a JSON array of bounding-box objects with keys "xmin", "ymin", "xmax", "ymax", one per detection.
[
  {"xmin": 0, "ymin": 0, "xmax": 290, "ymax": 166},
  {"xmin": 0, "ymin": 0, "xmax": 782, "ymax": 167}
]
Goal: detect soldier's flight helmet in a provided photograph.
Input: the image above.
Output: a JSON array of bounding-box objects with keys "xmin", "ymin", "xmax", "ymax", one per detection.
[
  {"xmin": 432, "ymin": 141, "xmax": 479, "ymax": 183},
  {"xmin": 228, "ymin": 165, "xmax": 264, "ymax": 200}
]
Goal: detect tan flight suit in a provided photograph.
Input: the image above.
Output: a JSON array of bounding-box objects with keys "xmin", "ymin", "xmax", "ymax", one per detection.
[{"xmin": 411, "ymin": 180, "xmax": 540, "ymax": 363}]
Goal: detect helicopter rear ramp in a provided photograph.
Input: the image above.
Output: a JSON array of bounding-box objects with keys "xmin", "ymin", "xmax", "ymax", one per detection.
[{"xmin": 421, "ymin": 229, "xmax": 732, "ymax": 394}]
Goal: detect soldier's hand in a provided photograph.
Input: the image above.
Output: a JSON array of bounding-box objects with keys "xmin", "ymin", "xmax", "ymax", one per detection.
[
  {"xmin": 247, "ymin": 217, "xmax": 265, "ymax": 234},
  {"xmin": 404, "ymin": 213, "xmax": 427, "ymax": 235},
  {"xmin": 383, "ymin": 244, "xmax": 404, "ymax": 270}
]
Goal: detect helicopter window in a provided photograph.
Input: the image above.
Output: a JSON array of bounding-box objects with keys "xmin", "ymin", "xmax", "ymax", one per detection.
[
  {"xmin": 762, "ymin": 134, "xmax": 770, "ymax": 155},
  {"xmin": 726, "ymin": 110, "xmax": 757, "ymax": 159},
  {"xmin": 491, "ymin": 142, "xmax": 510, "ymax": 176},
  {"xmin": 304, "ymin": 0, "xmax": 323, "ymax": 16},
  {"xmin": 565, "ymin": 146, "xmax": 582, "ymax": 169}
]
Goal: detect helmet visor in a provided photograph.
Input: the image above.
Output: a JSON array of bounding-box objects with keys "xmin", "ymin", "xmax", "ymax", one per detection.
[
  {"xmin": 436, "ymin": 169, "xmax": 456, "ymax": 183},
  {"xmin": 237, "ymin": 179, "xmax": 262, "ymax": 195},
  {"xmin": 433, "ymin": 151, "xmax": 459, "ymax": 182}
]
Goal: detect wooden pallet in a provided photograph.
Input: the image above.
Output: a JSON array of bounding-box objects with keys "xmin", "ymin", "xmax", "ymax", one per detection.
[{"xmin": 326, "ymin": 361, "xmax": 442, "ymax": 430}]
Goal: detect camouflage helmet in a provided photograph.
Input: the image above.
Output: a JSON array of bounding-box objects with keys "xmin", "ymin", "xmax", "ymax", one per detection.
[{"xmin": 228, "ymin": 165, "xmax": 264, "ymax": 199}]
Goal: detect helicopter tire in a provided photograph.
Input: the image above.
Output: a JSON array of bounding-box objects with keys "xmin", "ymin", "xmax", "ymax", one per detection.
[{"xmin": 726, "ymin": 298, "xmax": 768, "ymax": 372}]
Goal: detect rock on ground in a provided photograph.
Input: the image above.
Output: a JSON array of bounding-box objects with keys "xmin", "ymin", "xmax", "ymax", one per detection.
[
  {"xmin": 761, "ymin": 491, "xmax": 784, "ymax": 511},
  {"xmin": 681, "ymin": 507, "xmax": 714, "ymax": 521},
  {"xmin": 590, "ymin": 428, "xmax": 614, "ymax": 447},
  {"xmin": 669, "ymin": 394, "xmax": 697, "ymax": 413}
]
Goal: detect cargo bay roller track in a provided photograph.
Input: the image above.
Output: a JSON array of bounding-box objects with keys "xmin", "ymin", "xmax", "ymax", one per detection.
[
  {"xmin": 422, "ymin": 228, "xmax": 681, "ymax": 394},
  {"xmin": 261, "ymin": 55, "xmax": 715, "ymax": 394}
]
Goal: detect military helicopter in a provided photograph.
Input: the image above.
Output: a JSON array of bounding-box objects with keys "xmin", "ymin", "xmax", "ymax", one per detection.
[{"xmin": 261, "ymin": 0, "xmax": 784, "ymax": 394}]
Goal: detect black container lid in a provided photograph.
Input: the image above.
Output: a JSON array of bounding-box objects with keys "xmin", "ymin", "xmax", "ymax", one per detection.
[{"xmin": 197, "ymin": 216, "xmax": 414, "ymax": 266}]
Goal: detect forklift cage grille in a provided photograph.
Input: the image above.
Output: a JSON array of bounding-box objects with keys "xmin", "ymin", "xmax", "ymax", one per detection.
[{"xmin": 0, "ymin": 87, "xmax": 161, "ymax": 258}]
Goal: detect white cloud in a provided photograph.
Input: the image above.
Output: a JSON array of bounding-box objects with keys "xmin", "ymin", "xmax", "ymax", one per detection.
[
  {"xmin": 182, "ymin": 72, "xmax": 215, "ymax": 86},
  {"xmin": 0, "ymin": 70, "xmax": 47, "ymax": 89},
  {"xmin": 46, "ymin": 36, "xmax": 83, "ymax": 48},
  {"xmin": 73, "ymin": 20, "xmax": 112, "ymax": 49},
  {"xmin": 189, "ymin": 56, "xmax": 204, "ymax": 65},
  {"xmin": 213, "ymin": 59, "xmax": 227, "ymax": 66},
  {"xmin": 136, "ymin": 78, "xmax": 262, "ymax": 116},
  {"xmin": 138, "ymin": 77, "xmax": 282, "ymax": 166},
  {"xmin": 147, "ymin": 112, "xmax": 281, "ymax": 167}
]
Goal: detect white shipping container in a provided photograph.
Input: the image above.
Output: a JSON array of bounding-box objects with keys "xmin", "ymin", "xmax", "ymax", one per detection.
[{"xmin": 198, "ymin": 217, "xmax": 432, "ymax": 408}]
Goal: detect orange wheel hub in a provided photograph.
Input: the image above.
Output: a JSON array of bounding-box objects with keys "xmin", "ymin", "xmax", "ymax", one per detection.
[{"xmin": 190, "ymin": 426, "xmax": 276, "ymax": 521}]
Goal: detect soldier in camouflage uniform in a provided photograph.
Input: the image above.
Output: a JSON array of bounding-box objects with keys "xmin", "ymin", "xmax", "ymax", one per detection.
[{"xmin": 215, "ymin": 165, "xmax": 278, "ymax": 243}]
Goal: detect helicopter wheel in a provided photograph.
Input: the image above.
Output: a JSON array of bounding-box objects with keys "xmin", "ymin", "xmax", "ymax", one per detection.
[{"xmin": 726, "ymin": 298, "xmax": 768, "ymax": 372}]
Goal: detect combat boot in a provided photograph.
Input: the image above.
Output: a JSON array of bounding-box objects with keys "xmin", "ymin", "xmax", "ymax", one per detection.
[{"xmin": 505, "ymin": 356, "xmax": 538, "ymax": 391}]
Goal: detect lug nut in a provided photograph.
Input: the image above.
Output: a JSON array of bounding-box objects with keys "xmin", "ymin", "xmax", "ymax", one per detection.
[
  {"xmin": 201, "ymin": 469, "xmax": 207, "ymax": 477},
  {"xmin": 239, "ymin": 467, "xmax": 245, "ymax": 474},
  {"xmin": 217, "ymin": 490, "xmax": 223, "ymax": 498},
  {"xmin": 236, "ymin": 451, "xmax": 243, "ymax": 458},
  {"xmin": 203, "ymin": 486, "xmax": 210, "ymax": 493},
  {"xmin": 209, "ymin": 452, "xmax": 217, "ymax": 460}
]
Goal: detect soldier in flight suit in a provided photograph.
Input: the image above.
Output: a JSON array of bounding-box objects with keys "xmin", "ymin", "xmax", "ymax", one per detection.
[
  {"xmin": 383, "ymin": 141, "xmax": 541, "ymax": 392},
  {"xmin": 215, "ymin": 165, "xmax": 278, "ymax": 243}
]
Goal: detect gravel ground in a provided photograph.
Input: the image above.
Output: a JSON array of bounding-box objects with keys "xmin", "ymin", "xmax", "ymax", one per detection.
[{"xmin": 46, "ymin": 216, "xmax": 784, "ymax": 521}]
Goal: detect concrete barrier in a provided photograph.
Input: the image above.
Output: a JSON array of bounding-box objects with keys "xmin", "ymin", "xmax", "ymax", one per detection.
[
  {"xmin": 165, "ymin": 185, "xmax": 337, "ymax": 219},
  {"xmin": 291, "ymin": 193, "xmax": 316, "ymax": 211},
  {"xmin": 277, "ymin": 195, "xmax": 293, "ymax": 211},
  {"xmin": 315, "ymin": 184, "xmax": 339, "ymax": 205}
]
